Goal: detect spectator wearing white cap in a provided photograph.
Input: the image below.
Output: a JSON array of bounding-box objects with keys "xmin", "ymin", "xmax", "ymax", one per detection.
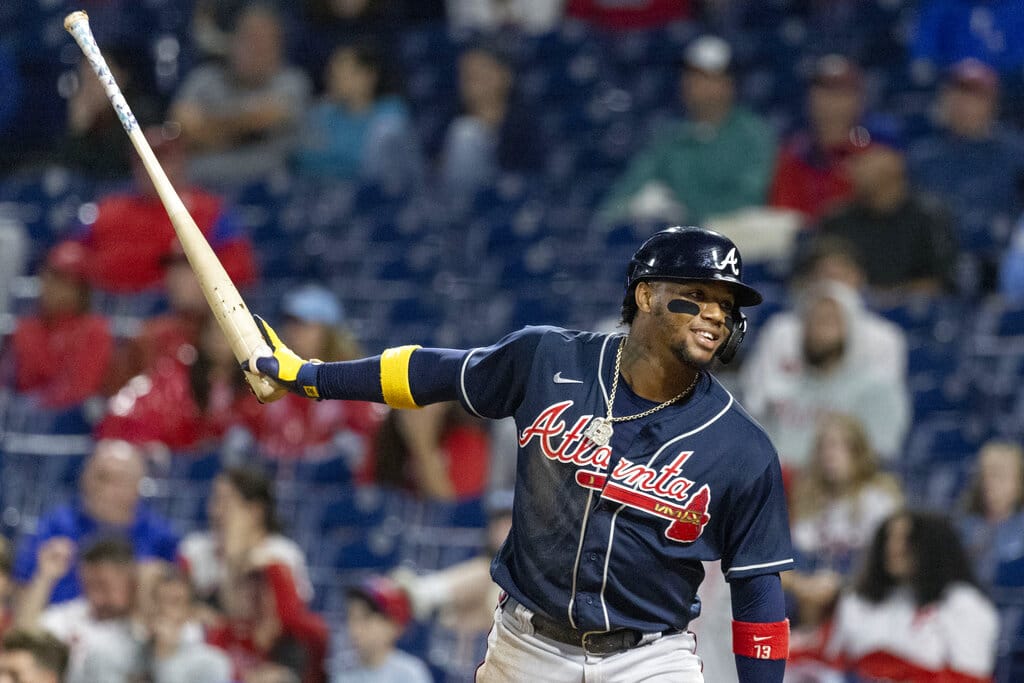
[
  {"xmin": 909, "ymin": 58, "xmax": 1024, "ymax": 292},
  {"xmin": 254, "ymin": 285, "xmax": 384, "ymax": 460},
  {"xmin": 598, "ymin": 35, "xmax": 777, "ymax": 225}
]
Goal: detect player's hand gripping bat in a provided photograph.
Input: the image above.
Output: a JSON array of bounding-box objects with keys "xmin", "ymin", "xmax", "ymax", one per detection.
[{"xmin": 64, "ymin": 10, "xmax": 286, "ymax": 403}]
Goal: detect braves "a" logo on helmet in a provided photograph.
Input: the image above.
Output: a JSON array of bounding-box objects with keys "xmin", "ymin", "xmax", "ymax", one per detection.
[{"xmin": 711, "ymin": 247, "xmax": 740, "ymax": 276}]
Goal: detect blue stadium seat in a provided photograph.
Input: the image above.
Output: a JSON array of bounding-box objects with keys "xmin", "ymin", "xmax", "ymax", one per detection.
[
  {"xmin": 910, "ymin": 374, "xmax": 969, "ymax": 420},
  {"xmin": 91, "ymin": 290, "xmax": 165, "ymax": 321},
  {"xmin": 331, "ymin": 528, "xmax": 401, "ymax": 570},
  {"xmin": 319, "ymin": 486, "xmax": 397, "ymax": 532},
  {"xmin": 904, "ymin": 416, "xmax": 987, "ymax": 467},
  {"xmin": 167, "ymin": 451, "xmax": 222, "ymax": 482},
  {"xmin": 292, "ymin": 454, "xmax": 352, "ymax": 488}
]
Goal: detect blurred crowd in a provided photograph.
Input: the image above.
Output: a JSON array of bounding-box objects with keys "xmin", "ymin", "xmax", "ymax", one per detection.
[{"xmin": 1, "ymin": 0, "xmax": 1024, "ymax": 681}]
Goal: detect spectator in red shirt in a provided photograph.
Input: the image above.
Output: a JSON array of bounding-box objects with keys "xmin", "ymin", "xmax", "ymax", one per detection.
[
  {"xmin": 6, "ymin": 241, "xmax": 113, "ymax": 409},
  {"xmin": 96, "ymin": 313, "xmax": 261, "ymax": 452},
  {"xmin": 255, "ymin": 285, "xmax": 382, "ymax": 461},
  {"xmin": 79, "ymin": 124, "xmax": 257, "ymax": 294},
  {"xmin": 207, "ymin": 564, "xmax": 328, "ymax": 683},
  {"xmin": 104, "ymin": 244, "xmax": 215, "ymax": 395},
  {"xmin": 366, "ymin": 402, "xmax": 491, "ymax": 502},
  {"xmin": 769, "ymin": 55, "xmax": 867, "ymax": 223}
]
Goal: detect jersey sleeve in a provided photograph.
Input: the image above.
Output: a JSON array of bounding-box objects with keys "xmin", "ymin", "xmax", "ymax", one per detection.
[
  {"xmin": 722, "ymin": 457, "xmax": 794, "ymax": 581},
  {"xmin": 455, "ymin": 326, "xmax": 549, "ymax": 420}
]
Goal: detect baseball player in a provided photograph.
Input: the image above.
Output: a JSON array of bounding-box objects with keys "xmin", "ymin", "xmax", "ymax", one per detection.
[{"xmin": 248, "ymin": 226, "xmax": 794, "ymax": 682}]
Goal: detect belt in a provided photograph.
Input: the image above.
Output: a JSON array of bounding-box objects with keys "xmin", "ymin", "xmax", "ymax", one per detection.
[{"xmin": 502, "ymin": 597, "xmax": 678, "ymax": 656}]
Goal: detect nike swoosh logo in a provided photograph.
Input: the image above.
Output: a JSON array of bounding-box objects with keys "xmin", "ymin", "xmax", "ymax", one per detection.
[
  {"xmin": 553, "ymin": 372, "xmax": 584, "ymax": 384},
  {"xmin": 752, "ymin": 636, "xmax": 772, "ymax": 642}
]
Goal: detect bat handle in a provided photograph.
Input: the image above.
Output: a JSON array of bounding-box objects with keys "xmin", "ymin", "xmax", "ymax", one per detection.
[
  {"xmin": 64, "ymin": 11, "xmax": 139, "ymax": 135},
  {"xmin": 243, "ymin": 344, "xmax": 288, "ymax": 403}
]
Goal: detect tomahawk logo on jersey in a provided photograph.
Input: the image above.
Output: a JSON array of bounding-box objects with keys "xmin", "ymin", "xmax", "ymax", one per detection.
[
  {"xmin": 518, "ymin": 405, "xmax": 712, "ymax": 543},
  {"xmin": 455, "ymin": 325, "xmax": 794, "ymax": 635}
]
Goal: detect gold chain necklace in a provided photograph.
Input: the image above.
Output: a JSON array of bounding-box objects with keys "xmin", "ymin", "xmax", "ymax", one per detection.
[{"xmin": 582, "ymin": 337, "xmax": 700, "ymax": 447}]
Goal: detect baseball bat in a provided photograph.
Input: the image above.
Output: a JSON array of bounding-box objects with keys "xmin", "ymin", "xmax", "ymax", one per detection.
[{"xmin": 64, "ymin": 11, "xmax": 285, "ymax": 403}]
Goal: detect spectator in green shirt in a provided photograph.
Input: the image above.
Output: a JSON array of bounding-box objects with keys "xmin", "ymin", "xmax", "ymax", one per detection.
[{"xmin": 598, "ymin": 35, "xmax": 777, "ymax": 226}]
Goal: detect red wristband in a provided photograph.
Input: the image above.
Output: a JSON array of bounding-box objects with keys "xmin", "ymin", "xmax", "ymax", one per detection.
[{"xmin": 732, "ymin": 619, "xmax": 790, "ymax": 660}]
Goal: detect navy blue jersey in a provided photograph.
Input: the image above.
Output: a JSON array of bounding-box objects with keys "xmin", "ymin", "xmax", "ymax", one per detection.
[{"xmin": 454, "ymin": 326, "xmax": 793, "ymax": 634}]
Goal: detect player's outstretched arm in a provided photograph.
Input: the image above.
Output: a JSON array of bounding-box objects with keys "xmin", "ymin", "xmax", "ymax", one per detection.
[
  {"xmin": 731, "ymin": 573, "xmax": 789, "ymax": 683},
  {"xmin": 246, "ymin": 314, "xmax": 466, "ymax": 407}
]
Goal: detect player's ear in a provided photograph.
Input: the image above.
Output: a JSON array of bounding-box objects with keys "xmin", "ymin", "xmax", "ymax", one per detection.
[{"xmin": 635, "ymin": 281, "xmax": 655, "ymax": 314}]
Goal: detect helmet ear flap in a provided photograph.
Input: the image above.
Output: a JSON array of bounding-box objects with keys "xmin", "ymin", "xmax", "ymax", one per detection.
[{"xmin": 716, "ymin": 311, "xmax": 747, "ymax": 364}]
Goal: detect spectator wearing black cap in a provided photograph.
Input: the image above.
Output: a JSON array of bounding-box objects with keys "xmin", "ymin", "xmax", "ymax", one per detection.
[
  {"xmin": 599, "ymin": 35, "xmax": 777, "ymax": 226},
  {"xmin": 769, "ymin": 55, "xmax": 870, "ymax": 223},
  {"xmin": 909, "ymin": 58, "xmax": 1024, "ymax": 292},
  {"xmin": 335, "ymin": 576, "xmax": 431, "ymax": 683},
  {"xmin": 817, "ymin": 119, "xmax": 958, "ymax": 298}
]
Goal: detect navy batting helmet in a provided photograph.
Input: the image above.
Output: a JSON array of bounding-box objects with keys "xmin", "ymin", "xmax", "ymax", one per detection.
[{"xmin": 625, "ymin": 226, "xmax": 763, "ymax": 306}]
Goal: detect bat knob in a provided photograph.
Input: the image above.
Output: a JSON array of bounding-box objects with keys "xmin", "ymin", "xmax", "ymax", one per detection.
[{"xmin": 64, "ymin": 11, "xmax": 89, "ymax": 32}]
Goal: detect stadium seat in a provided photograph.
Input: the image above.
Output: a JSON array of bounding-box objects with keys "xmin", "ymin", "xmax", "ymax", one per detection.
[
  {"xmin": 331, "ymin": 528, "xmax": 401, "ymax": 570},
  {"xmin": 167, "ymin": 451, "xmax": 222, "ymax": 481},
  {"xmin": 292, "ymin": 453, "xmax": 352, "ymax": 488},
  {"xmin": 319, "ymin": 486, "xmax": 397, "ymax": 532}
]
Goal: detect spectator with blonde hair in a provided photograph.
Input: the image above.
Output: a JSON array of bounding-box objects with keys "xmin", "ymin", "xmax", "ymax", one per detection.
[
  {"xmin": 789, "ymin": 414, "xmax": 904, "ymax": 572},
  {"xmin": 957, "ymin": 443, "xmax": 1024, "ymax": 683},
  {"xmin": 958, "ymin": 440, "xmax": 1024, "ymax": 589},
  {"xmin": 783, "ymin": 413, "xmax": 903, "ymax": 672}
]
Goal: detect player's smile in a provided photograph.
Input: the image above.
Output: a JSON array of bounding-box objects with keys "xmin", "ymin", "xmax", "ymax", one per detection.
[{"xmin": 689, "ymin": 324, "xmax": 722, "ymax": 351}]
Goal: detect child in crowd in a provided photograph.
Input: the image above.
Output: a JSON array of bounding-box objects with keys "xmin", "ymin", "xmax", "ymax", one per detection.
[{"xmin": 335, "ymin": 575, "xmax": 431, "ymax": 683}]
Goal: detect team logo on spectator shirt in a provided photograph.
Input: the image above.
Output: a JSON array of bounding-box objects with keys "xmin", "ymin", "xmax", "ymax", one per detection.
[{"xmin": 520, "ymin": 402, "xmax": 711, "ymax": 543}]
